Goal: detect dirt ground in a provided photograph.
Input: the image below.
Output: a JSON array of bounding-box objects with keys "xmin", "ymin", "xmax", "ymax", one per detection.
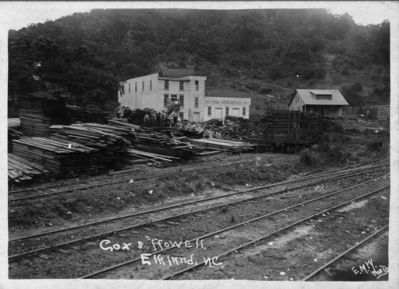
[
  {"xmin": 9, "ymin": 126, "xmax": 388, "ymax": 234},
  {"xmin": 8, "ymin": 126, "xmax": 390, "ymax": 279},
  {"xmin": 175, "ymin": 182, "xmax": 389, "ymax": 280},
  {"xmin": 9, "ymin": 153, "xmax": 302, "ymax": 232}
]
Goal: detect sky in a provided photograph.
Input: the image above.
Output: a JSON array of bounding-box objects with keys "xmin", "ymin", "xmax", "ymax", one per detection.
[{"xmin": 0, "ymin": 1, "xmax": 396, "ymax": 31}]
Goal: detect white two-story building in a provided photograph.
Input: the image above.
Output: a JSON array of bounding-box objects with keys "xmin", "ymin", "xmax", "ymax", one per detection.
[{"xmin": 118, "ymin": 68, "xmax": 251, "ymax": 122}]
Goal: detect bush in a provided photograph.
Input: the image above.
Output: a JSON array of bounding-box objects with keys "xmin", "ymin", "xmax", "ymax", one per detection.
[
  {"xmin": 300, "ymin": 149, "xmax": 322, "ymax": 166},
  {"xmin": 300, "ymin": 142, "xmax": 351, "ymax": 167},
  {"xmin": 323, "ymin": 120, "xmax": 344, "ymax": 133},
  {"xmin": 319, "ymin": 143, "xmax": 349, "ymax": 164},
  {"xmin": 342, "ymin": 69, "xmax": 350, "ymax": 75},
  {"xmin": 367, "ymin": 140, "xmax": 383, "ymax": 151}
]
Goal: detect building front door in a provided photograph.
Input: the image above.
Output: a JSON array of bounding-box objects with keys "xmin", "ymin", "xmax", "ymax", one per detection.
[
  {"xmin": 231, "ymin": 108, "xmax": 240, "ymax": 117},
  {"xmin": 214, "ymin": 108, "xmax": 223, "ymax": 120},
  {"xmin": 193, "ymin": 112, "xmax": 200, "ymax": 122}
]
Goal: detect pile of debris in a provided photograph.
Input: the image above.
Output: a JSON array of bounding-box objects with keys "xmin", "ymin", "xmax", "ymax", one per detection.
[
  {"xmin": 8, "ymin": 153, "xmax": 49, "ymax": 183},
  {"xmin": 176, "ymin": 121, "xmax": 206, "ymax": 138},
  {"xmin": 202, "ymin": 116, "xmax": 258, "ymax": 140}
]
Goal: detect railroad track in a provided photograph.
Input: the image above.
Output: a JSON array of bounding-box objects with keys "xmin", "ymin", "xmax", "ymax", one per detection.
[
  {"xmin": 81, "ymin": 178, "xmax": 389, "ymax": 279},
  {"xmin": 9, "ymin": 163, "xmax": 388, "ymax": 257},
  {"xmin": 8, "ymin": 152, "xmax": 388, "ymax": 202},
  {"xmin": 302, "ymin": 225, "xmax": 389, "ymax": 281},
  {"xmin": 9, "ymin": 171, "xmax": 389, "ymax": 278},
  {"xmin": 9, "ymin": 150, "xmax": 388, "ymax": 197},
  {"xmin": 8, "ymin": 154, "xmax": 283, "ymax": 201}
]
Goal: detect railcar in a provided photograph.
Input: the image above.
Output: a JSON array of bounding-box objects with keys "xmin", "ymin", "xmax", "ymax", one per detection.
[{"xmin": 246, "ymin": 109, "xmax": 323, "ymax": 152}]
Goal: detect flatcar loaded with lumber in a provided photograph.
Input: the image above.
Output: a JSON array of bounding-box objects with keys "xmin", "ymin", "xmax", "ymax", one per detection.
[{"xmin": 246, "ymin": 109, "xmax": 323, "ymax": 151}]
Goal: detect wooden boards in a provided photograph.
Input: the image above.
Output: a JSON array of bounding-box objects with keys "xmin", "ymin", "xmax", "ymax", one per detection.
[
  {"xmin": 12, "ymin": 137, "xmax": 97, "ymax": 176},
  {"xmin": 8, "ymin": 153, "xmax": 49, "ymax": 183},
  {"xmin": 188, "ymin": 138, "xmax": 255, "ymax": 152}
]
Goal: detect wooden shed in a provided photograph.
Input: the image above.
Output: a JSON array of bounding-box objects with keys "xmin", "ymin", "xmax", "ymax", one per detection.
[{"xmin": 288, "ymin": 89, "xmax": 349, "ymax": 118}]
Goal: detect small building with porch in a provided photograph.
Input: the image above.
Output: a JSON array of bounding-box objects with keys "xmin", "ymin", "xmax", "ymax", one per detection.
[{"xmin": 288, "ymin": 89, "xmax": 349, "ymax": 117}]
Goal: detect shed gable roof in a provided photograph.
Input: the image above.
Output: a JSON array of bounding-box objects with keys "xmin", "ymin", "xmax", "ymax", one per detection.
[
  {"xmin": 159, "ymin": 68, "xmax": 205, "ymax": 78},
  {"xmin": 290, "ymin": 89, "xmax": 349, "ymax": 106}
]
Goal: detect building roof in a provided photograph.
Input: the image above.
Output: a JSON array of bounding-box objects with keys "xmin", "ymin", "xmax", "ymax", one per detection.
[
  {"xmin": 159, "ymin": 68, "xmax": 205, "ymax": 78},
  {"xmin": 288, "ymin": 89, "xmax": 349, "ymax": 106},
  {"xmin": 205, "ymin": 88, "xmax": 253, "ymax": 99}
]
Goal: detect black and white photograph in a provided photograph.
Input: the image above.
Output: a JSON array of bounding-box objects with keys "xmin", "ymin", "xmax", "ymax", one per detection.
[{"xmin": 1, "ymin": 1, "xmax": 398, "ymax": 287}]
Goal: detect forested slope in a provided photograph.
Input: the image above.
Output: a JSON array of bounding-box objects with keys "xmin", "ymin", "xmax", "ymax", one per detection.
[{"xmin": 8, "ymin": 9, "xmax": 390, "ymax": 114}]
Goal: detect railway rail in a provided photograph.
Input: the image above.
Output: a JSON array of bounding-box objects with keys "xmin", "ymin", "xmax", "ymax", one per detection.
[
  {"xmin": 9, "ymin": 163, "xmax": 388, "ymax": 259},
  {"xmin": 9, "ymin": 152, "xmax": 388, "ymax": 203},
  {"xmin": 302, "ymin": 225, "xmax": 389, "ymax": 281},
  {"xmin": 82, "ymin": 180, "xmax": 389, "ymax": 279},
  {"xmin": 9, "ymin": 154, "xmax": 282, "ymax": 201},
  {"xmin": 9, "ymin": 150, "xmax": 388, "ymax": 197},
  {"xmin": 9, "ymin": 171, "xmax": 389, "ymax": 279},
  {"xmin": 11, "ymin": 162, "xmax": 388, "ymax": 240}
]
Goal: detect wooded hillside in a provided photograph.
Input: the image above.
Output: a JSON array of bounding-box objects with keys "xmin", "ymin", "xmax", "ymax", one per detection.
[{"xmin": 8, "ymin": 9, "xmax": 390, "ymax": 115}]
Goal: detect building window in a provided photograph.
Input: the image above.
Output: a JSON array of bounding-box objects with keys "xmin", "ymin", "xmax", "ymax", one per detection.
[
  {"xmin": 164, "ymin": 94, "xmax": 169, "ymax": 107},
  {"xmin": 179, "ymin": 81, "xmax": 184, "ymax": 91},
  {"xmin": 179, "ymin": 95, "xmax": 184, "ymax": 107},
  {"xmin": 142, "ymin": 81, "xmax": 144, "ymax": 91},
  {"xmin": 243, "ymin": 107, "xmax": 246, "ymax": 116},
  {"xmin": 150, "ymin": 80, "xmax": 152, "ymax": 91},
  {"xmin": 315, "ymin": 94, "xmax": 332, "ymax": 100},
  {"xmin": 195, "ymin": 80, "xmax": 199, "ymax": 90},
  {"xmin": 207, "ymin": 106, "xmax": 211, "ymax": 116},
  {"xmin": 128, "ymin": 83, "xmax": 131, "ymax": 93},
  {"xmin": 135, "ymin": 82, "xmax": 137, "ymax": 92},
  {"xmin": 226, "ymin": 106, "xmax": 229, "ymax": 116},
  {"xmin": 179, "ymin": 112, "xmax": 184, "ymax": 120},
  {"xmin": 195, "ymin": 97, "xmax": 199, "ymax": 108},
  {"xmin": 164, "ymin": 80, "xmax": 169, "ymax": 90},
  {"xmin": 171, "ymin": 94, "xmax": 177, "ymax": 102}
]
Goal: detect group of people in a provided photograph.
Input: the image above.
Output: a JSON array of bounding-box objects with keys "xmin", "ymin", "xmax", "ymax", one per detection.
[{"xmin": 143, "ymin": 110, "xmax": 181, "ymax": 128}]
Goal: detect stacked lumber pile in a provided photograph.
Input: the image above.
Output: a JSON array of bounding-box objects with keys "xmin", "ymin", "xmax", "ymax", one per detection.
[
  {"xmin": 66, "ymin": 105, "xmax": 108, "ymax": 124},
  {"xmin": 19, "ymin": 94, "xmax": 67, "ymax": 136},
  {"xmin": 8, "ymin": 128, "xmax": 23, "ymax": 151},
  {"xmin": 188, "ymin": 138, "xmax": 255, "ymax": 153},
  {"xmin": 109, "ymin": 119, "xmax": 222, "ymax": 161},
  {"xmin": 108, "ymin": 119, "xmax": 141, "ymax": 132},
  {"xmin": 8, "ymin": 153, "xmax": 49, "ymax": 183},
  {"xmin": 50, "ymin": 123, "xmax": 135, "ymax": 168},
  {"xmin": 135, "ymin": 130, "xmax": 201, "ymax": 160},
  {"xmin": 127, "ymin": 148, "xmax": 181, "ymax": 166},
  {"xmin": 12, "ymin": 137, "xmax": 96, "ymax": 176}
]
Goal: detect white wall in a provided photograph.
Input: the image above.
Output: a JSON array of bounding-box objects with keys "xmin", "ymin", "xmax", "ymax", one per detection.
[
  {"xmin": 120, "ymin": 74, "xmax": 253, "ymax": 123},
  {"xmin": 118, "ymin": 73, "xmax": 159, "ymax": 110},
  {"xmin": 204, "ymin": 96, "xmax": 251, "ymax": 121},
  {"xmin": 288, "ymin": 92, "xmax": 304, "ymax": 111},
  {"xmin": 158, "ymin": 76, "xmax": 206, "ymax": 122}
]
